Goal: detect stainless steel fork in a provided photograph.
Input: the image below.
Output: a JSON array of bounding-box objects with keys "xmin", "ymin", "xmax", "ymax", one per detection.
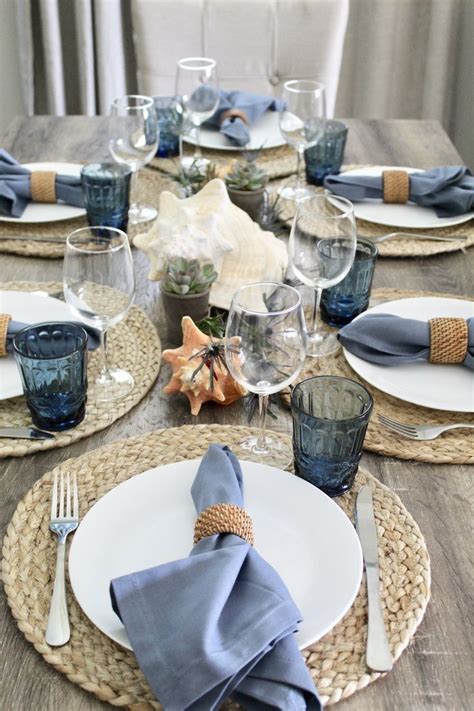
[
  {"xmin": 45, "ymin": 472, "xmax": 79, "ymax": 646},
  {"xmin": 372, "ymin": 231, "xmax": 468, "ymax": 244},
  {"xmin": 378, "ymin": 414, "xmax": 474, "ymax": 440}
]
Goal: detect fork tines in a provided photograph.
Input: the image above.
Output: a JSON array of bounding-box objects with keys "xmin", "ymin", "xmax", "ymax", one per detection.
[
  {"xmin": 378, "ymin": 414, "xmax": 418, "ymax": 438},
  {"xmin": 50, "ymin": 472, "xmax": 79, "ymax": 521}
]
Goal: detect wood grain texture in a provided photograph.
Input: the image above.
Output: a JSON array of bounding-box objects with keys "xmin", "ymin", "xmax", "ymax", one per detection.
[{"xmin": 0, "ymin": 118, "xmax": 473, "ymax": 711}]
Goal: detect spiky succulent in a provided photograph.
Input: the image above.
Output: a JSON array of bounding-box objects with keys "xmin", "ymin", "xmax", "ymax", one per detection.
[
  {"xmin": 161, "ymin": 257, "xmax": 218, "ymax": 295},
  {"xmin": 225, "ymin": 159, "xmax": 268, "ymax": 191},
  {"xmin": 177, "ymin": 159, "xmax": 218, "ymax": 195}
]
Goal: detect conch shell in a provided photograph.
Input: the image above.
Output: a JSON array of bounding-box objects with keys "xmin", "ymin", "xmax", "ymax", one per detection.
[
  {"xmin": 134, "ymin": 179, "xmax": 288, "ymax": 310},
  {"xmin": 162, "ymin": 316, "xmax": 247, "ymax": 416}
]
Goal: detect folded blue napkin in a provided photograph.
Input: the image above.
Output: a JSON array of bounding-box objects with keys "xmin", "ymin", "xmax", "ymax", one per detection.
[
  {"xmin": 0, "ymin": 149, "xmax": 84, "ymax": 218},
  {"xmin": 324, "ymin": 166, "xmax": 474, "ymax": 218},
  {"xmin": 206, "ymin": 90, "xmax": 285, "ymax": 147},
  {"xmin": 6, "ymin": 320, "xmax": 100, "ymax": 353},
  {"xmin": 110, "ymin": 444, "xmax": 322, "ymax": 710},
  {"xmin": 339, "ymin": 313, "xmax": 474, "ymax": 369}
]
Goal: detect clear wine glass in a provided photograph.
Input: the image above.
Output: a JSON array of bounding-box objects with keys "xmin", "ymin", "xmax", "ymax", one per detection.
[
  {"xmin": 289, "ymin": 194, "xmax": 357, "ymax": 357},
  {"xmin": 225, "ymin": 282, "xmax": 306, "ymax": 466},
  {"xmin": 109, "ymin": 95, "xmax": 159, "ymax": 224},
  {"xmin": 176, "ymin": 57, "xmax": 219, "ymax": 166},
  {"xmin": 279, "ymin": 80, "xmax": 326, "ymax": 201},
  {"xmin": 63, "ymin": 226, "xmax": 136, "ymax": 402}
]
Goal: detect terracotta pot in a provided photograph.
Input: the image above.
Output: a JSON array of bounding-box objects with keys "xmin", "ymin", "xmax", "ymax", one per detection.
[
  {"xmin": 160, "ymin": 286, "xmax": 210, "ymax": 343},
  {"xmin": 226, "ymin": 186, "xmax": 266, "ymax": 222}
]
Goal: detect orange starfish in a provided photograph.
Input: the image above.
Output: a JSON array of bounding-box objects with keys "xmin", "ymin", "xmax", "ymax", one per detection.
[{"xmin": 162, "ymin": 316, "xmax": 247, "ymax": 416}]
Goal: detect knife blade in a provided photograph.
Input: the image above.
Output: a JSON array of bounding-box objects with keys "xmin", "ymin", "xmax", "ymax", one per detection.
[
  {"xmin": 0, "ymin": 427, "xmax": 56, "ymax": 440},
  {"xmin": 0, "ymin": 235, "xmax": 66, "ymax": 243},
  {"xmin": 355, "ymin": 484, "xmax": 393, "ymax": 672}
]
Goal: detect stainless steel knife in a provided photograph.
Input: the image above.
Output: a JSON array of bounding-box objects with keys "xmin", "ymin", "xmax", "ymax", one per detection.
[
  {"xmin": 0, "ymin": 235, "xmax": 66, "ymax": 243},
  {"xmin": 355, "ymin": 484, "xmax": 393, "ymax": 672},
  {"xmin": 0, "ymin": 427, "xmax": 56, "ymax": 440}
]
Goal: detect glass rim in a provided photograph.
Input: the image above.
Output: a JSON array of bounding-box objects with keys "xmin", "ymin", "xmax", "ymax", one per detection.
[
  {"xmin": 177, "ymin": 56, "xmax": 217, "ymax": 70},
  {"xmin": 354, "ymin": 237, "xmax": 378, "ymax": 259},
  {"xmin": 66, "ymin": 226, "xmax": 129, "ymax": 254},
  {"xmin": 81, "ymin": 162, "xmax": 132, "ymax": 177},
  {"xmin": 291, "ymin": 375, "xmax": 373, "ymax": 422},
  {"xmin": 12, "ymin": 322, "xmax": 88, "ymax": 360},
  {"xmin": 111, "ymin": 94, "xmax": 155, "ymax": 110},
  {"xmin": 229, "ymin": 281, "xmax": 302, "ymax": 316},
  {"xmin": 296, "ymin": 194, "xmax": 354, "ymax": 220},
  {"xmin": 283, "ymin": 79, "xmax": 326, "ymax": 95}
]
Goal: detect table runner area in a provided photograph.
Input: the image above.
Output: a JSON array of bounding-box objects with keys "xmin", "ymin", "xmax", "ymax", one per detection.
[
  {"xmin": 0, "ymin": 281, "xmax": 162, "ymax": 458},
  {"xmin": 1, "ymin": 424, "xmax": 430, "ymax": 709},
  {"xmin": 282, "ymin": 288, "xmax": 474, "ymax": 465}
]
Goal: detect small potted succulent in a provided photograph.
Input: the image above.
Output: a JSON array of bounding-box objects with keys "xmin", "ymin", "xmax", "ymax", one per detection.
[
  {"xmin": 225, "ymin": 159, "xmax": 269, "ymax": 221},
  {"xmin": 160, "ymin": 257, "xmax": 218, "ymax": 342}
]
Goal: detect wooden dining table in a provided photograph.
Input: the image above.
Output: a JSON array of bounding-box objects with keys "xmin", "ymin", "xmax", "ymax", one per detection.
[{"xmin": 0, "ymin": 117, "xmax": 472, "ymax": 711}]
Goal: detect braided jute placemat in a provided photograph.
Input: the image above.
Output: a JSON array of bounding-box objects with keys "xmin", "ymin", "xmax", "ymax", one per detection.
[
  {"xmin": 0, "ymin": 281, "xmax": 161, "ymax": 458},
  {"xmin": 0, "ymin": 169, "xmax": 179, "ymax": 259},
  {"xmin": 282, "ymin": 288, "xmax": 474, "ymax": 465},
  {"xmin": 1, "ymin": 424, "xmax": 430, "ymax": 708}
]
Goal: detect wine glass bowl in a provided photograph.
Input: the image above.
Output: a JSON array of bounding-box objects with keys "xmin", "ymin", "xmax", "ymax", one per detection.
[
  {"xmin": 109, "ymin": 95, "xmax": 158, "ymax": 223},
  {"xmin": 176, "ymin": 57, "xmax": 219, "ymax": 163}
]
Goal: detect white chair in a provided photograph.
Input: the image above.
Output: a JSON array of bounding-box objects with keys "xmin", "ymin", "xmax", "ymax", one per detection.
[{"xmin": 131, "ymin": 0, "xmax": 349, "ymax": 117}]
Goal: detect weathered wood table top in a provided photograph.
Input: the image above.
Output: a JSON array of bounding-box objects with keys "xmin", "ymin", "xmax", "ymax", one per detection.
[{"xmin": 0, "ymin": 117, "xmax": 472, "ymax": 711}]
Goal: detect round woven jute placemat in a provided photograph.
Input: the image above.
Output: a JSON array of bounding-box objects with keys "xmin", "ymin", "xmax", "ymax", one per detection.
[
  {"xmin": 282, "ymin": 288, "xmax": 474, "ymax": 465},
  {"xmin": 277, "ymin": 166, "xmax": 474, "ymax": 258},
  {"xmin": 0, "ymin": 281, "xmax": 162, "ymax": 458},
  {"xmin": 0, "ymin": 169, "xmax": 179, "ymax": 259},
  {"xmin": 2, "ymin": 424, "xmax": 430, "ymax": 708}
]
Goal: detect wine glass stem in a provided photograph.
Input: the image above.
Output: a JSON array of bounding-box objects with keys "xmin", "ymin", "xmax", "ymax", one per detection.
[
  {"xmin": 99, "ymin": 329, "xmax": 113, "ymax": 383},
  {"xmin": 130, "ymin": 169, "xmax": 139, "ymax": 212},
  {"xmin": 193, "ymin": 122, "xmax": 202, "ymax": 159},
  {"xmin": 255, "ymin": 394, "xmax": 269, "ymax": 452},
  {"xmin": 311, "ymin": 288, "xmax": 322, "ymax": 334},
  {"xmin": 295, "ymin": 148, "xmax": 304, "ymax": 189}
]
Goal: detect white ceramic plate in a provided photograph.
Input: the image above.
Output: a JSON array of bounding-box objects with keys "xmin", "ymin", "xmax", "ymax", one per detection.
[
  {"xmin": 343, "ymin": 297, "xmax": 474, "ymax": 412},
  {"xmin": 340, "ymin": 166, "xmax": 473, "ymax": 229},
  {"xmin": 184, "ymin": 110, "xmax": 285, "ymax": 151},
  {"xmin": 0, "ymin": 290, "xmax": 75, "ymax": 400},
  {"xmin": 69, "ymin": 458, "xmax": 363, "ymax": 651},
  {"xmin": 0, "ymin": 162, "xmax": 85, "ymax": 224}
]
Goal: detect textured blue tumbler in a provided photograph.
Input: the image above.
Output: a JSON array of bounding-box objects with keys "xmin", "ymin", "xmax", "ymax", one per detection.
[
  {"xmin": 304, "ymin": 120, "xmax": 348, "ymax": 186},
  {"xmin": 81, "ymin": 162, "xmax": 131, "ymax": 231}
]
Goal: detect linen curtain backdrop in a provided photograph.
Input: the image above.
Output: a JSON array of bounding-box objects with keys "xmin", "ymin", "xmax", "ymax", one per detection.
[{"xmin": 15, "ymin": 0, "xmax": 471, "ymax": 161}]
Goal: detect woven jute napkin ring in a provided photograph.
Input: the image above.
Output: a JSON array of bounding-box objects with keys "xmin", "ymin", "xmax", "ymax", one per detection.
[
  {"xmin": 219, "ymin": 109, "xmax": 250, "ymax": 126},
  {"xmin": 194, "ymin": 503, "xmax": 255, "ymax": 546},
  {"xmin": 0, "ymin": 313, "xmax": 11, "ymax": 357},
  {"xmin": 30, "ymin": 171, "xmax": 57, "ymax": 203},
  {"xmin": 429, "ymin": 317, "xmax": 468, "ymax": 364},
  {"xmin": 383, "ymin": 169, "xmax": 410, "ymax": 204}
]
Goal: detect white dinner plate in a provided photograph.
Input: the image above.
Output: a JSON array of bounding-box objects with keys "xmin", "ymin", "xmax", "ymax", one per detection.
[
  {"xmin": 0, "ymin": 162, "xmax": 86, "ymax": 224},
  {"xmin": 183, "ymin": 110, "xmax": 285, "ymax": 151},
  {"xmin": 339, "ymin": 166, "xmax": 473, "ymax": 229},
  {"xmin": 0, "ymin": 290, "xmax": 75, "ymax": 400},
  {"xmin": 343, "ymin": 297, "xmax": 474, "ymax": 412},
  {"xmin": 69, "ymin": 458, "xmax": 363, "ymax": 651}
]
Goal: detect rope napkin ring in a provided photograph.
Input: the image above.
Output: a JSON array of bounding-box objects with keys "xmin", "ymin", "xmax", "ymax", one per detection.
[
  {"xmin": 30, "ymin": 171, "xmax": 57, "ymax": 203},
  {"xmin": 383, "ymin": 170, "xmax": 410, "ymax": 204},
  {"xmin": 0, "ymin": 313, "xmax": 12, "ymax": 357},
  {"xmin": 219, "ymin": 109, "xmax": 250, "ymax": 126},
  {"xmin": 429, "ymin": 317, "xmax": 468, "ymax": 364},
  {"xmin": 194, "ymin": 503, "xmax": 254, "ymax": 545}
]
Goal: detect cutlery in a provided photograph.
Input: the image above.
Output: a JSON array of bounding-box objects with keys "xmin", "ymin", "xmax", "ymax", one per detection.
[
  {"xmin": 0, "ymin": 234, "xmax": 66, "ymax": 243},
  {"xmin": 371, "ymin": 231, "xmax": 467, "ymax": 243},
  {"xmin": 45, "ymin": 471, "xmax": 79, "ymax": 646},
  {"xmin": 0, "ymin": 426, "xmax": 56, "ymax": 440},
  {"xmin": 378, "ymin": 414, "xmax": 474, "ymax": 440},
  {"xmin": 355, "ymin": 484, "xmax": 393, "ymax": 672}
]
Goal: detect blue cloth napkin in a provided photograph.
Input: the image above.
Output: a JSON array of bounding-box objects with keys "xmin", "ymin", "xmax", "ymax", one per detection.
[
  {"xmin": 110, "ymin": 444, "xmax": 322, "ymax": 710},
  {"xmin": 324, "ymin": 166, "xmax": 474, "ymax": 218},
  {"xmin": 6, "ymin": 320, "xmax": 100, "ymax": 353},
  {"xmin": 0, "ymin": 149, "xmax": 84, "ymax": 218},
  {"xmin": 206, "ymin": 90, "xmax": 285, "ymax": 147},
  {"xmin": 339, "ymin": 313, "xmax": 474, "ymax": 370}
]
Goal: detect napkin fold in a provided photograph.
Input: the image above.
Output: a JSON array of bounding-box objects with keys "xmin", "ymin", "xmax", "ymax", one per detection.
[
  {"xmin": 110, "ymin": 444, "xmax": 321, "ymax": 710},
  {"xmin": 0, "ymin": 149, "xmax": 84, "ymax": 218},
  {"xmin": 5, "ymin": 319, "xmax": 100, "ymax": 354},
  {"xmin": 339, "ymin": 314, "xmax": 474, "ymax": 370},
  {"xmin": 206, "ymin": 90, "xmax": 285, "ymax": 147},
  {"xmin": 324, "ymin": 166, "xmax": 474, "ymax": 218}
]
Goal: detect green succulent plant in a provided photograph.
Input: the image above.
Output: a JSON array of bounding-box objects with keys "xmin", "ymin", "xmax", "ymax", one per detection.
[
  {"xmin": 161, "ymin": 257, "xmax": 218, "ymax": 296},
  {"xmin": 177, "ymin": 159, "xmax": 218, "ymax": 195},
  {"xmin": 225, "ymin": 159, "xmax": 268, "ymax": 192}
]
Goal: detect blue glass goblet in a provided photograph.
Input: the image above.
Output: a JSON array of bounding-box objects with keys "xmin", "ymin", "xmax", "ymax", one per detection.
[
  {"xmin": 81, "ymin": 162, "xmax": 132, "ymax": 232},
  {"xmin": 13, "ymin": 322, "xmax": 88, "ymax": 431}
]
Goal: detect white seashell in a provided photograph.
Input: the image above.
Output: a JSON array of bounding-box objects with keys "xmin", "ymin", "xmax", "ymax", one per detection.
[{"xmin": 135, "ymin": 179, "xmax": 288, "ymax": 310}]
